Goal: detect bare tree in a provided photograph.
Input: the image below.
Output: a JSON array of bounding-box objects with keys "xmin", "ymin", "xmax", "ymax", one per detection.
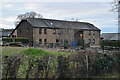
[
  {"xmin": 57, "ymin": 18, "xmax": 83, "ymax": 48},
  {"xmin": 117, "ymin": 1, "xmax": 120, "ymax": 33},
  {"xmin": 15, "ymin": 11, "xmax": 43, "ymax": 26},
  {"xmin": 111, "ymin": 0, "xmax": 118, "ymax": 12},
  {"xmin": 17, "ymin": 11, "xmax": 43, "ymax": 20},
  {"xmin": 112, "ymin": 0, "xmax": 120, "ymax": 33}
]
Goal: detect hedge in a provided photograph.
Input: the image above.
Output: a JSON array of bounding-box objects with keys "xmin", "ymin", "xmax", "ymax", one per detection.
[
  {"xmin": 2, "ymin": 37, "xmax": 29, "ymax": 44},
  {"xmin": 100, "ymin": 40, "xmax": 120, "ymax": 49}
]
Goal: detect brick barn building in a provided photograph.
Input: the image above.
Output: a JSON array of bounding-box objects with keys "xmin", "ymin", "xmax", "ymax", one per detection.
[{"xmin": 11, "ymin": 18, "xmax": 101, "ymax": 48}]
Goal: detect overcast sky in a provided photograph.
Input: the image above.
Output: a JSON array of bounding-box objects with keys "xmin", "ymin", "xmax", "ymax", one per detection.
[{"xmin": 0, "ymin": 0, "xmax": 118, "ymax": 33}]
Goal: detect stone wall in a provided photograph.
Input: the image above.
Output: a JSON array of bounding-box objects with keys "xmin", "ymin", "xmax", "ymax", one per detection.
[
  {"xmin": 33, "ymin": 28, "xmax": 76, "ymax": 47},
  {"xmin": 83, "ymin": 30, "xmax": 100, "ymax": 47},
  {"xmin": 11, "ymin": 20, "xmax": 100, "ymax": 47},
  {"xmin": 33, "ymin": 28, "xmax": 100, "ymax": 47},
  {"xmin": 33, "ymin": 28, "xmax": 60, "ymax": 47},
  {"xmin": 16, "ymin": 21, "xmax": 33, "ymax": 43}
]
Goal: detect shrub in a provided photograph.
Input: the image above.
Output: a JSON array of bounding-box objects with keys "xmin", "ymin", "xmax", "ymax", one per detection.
[
  {"xmin": 100, "ymin": 40, "xmax": 120, "ymax": 49},
  {"xmin": 2, "ymin": 48, "xmax": 119, "ymax": 78},
  {"xmin": 57, "ymin": 55, "xmax": 70, "ymax": 78},
  {"xmin": 21, "ymin": 48, "xmax": 48, "ymax": 56},
  {"xmin": 2, "ymin": 37, "xmax": 29, "ymax": 44},
  {"xmin": 2, "ymin": 38, "xmax": 13, "ymax": 42},
  {"xmin": 90, "ymin": 54, "xmax": 116, "ymax": 76},
  {"xmin": 5, "ymin": 42, "xmax": 23, "ymax": 47}
]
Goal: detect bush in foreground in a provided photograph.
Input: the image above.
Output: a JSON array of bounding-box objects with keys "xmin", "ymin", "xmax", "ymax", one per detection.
[{"xmin": 21, "ymin": 48, "xmax": 48, "ymax": 56}]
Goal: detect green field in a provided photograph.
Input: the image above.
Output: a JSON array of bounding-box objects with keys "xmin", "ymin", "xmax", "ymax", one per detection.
[
  {"xmin": 1, "ymin": 47, "xmax": 71, "ymax": 56},
  {"xmin": 1, "ymin": 47, "xmax": 28, "ymax": 55}
]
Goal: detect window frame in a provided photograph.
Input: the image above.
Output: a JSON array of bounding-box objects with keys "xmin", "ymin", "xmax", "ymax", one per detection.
[
  {"xmin": 19, "ymin": 29, "xmax": 21, "ymax": 33},
  {"xmin": 39, "ymin": 39, "xmax": 42, "ymax": 44},
  {"xmin": 93, "ymin": 31, "xmax": 95, "ymax": 35},
  {"xmin": 89, "ymin": 31, "xmax": 91, "ymax": 35},
  {"xmin": 26, "ymin": 28, "xmax": 29, "ymax": 33},
  {"xmin": 89, "ymin": 39, "xmax": 91, "ymax": 44},
  {"xmin": 39, "ymin": 28, "xmax": 42, "ymax": 34},
  {"xmin": 53, "ymin": 29, "xmax": 56, "ymax": 34},
  {"xmin": 44, "ymin": 29, "xmax": 47, "ymax": 34},
  {"xmin": 93, "ymin": 39, "xmax": 95, "ymax": 44},
  {"xmin": 44, "ymin": 39, "xmax": 47, "ymax": 44}
]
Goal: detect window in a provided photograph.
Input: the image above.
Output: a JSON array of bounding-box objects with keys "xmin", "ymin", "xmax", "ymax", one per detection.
[
  {"xmin": 19, "ymin": 29, "xmax": 21, "ymax": 33},
  {"xmin": 64, "ymin": 40, "xmax": 68, "ymax": 44},
  {"xmin": 44, "ymin": 39, "xmax": 47, "ymax": 44},
  {"xmin": 93, "ymin": 31, "xmax": 95, "ymax": 35},
  {"xmin": 56, "ymin": 39, "xmax": 59, "ymax": 43},
  {"xmin": 39, "ymin": 39, "xmax": 42, "ymax": 44},
  {"xmin": 89, "ymin": 31, "xmax": 91, "ymax": 35},
  {"xmin": 56, "ymin": 39, "xmax": 60, "ymax": 46},
  {"xmin": 12, "ymin": 35, "xmax": 16, "ymax": 37},
  {"xmin": 58, "ymin": 30, "xmax": 62, "ymax": 35},
  {"xmin": 44, "ymin": 29, "xmax": 47, "ymax": 34},
  {"xmin": 89, "ymin": 39, "xmax": 91, "ymax": 44},
  {"xmin": 39, "ymin": 29, "xmax": 42, "ymax": 34},
  {"xmin": 27, "ymin": 28, "xmax": 29, "ymax": 33},
  {"xmin": 39, "ymin": 39, "xmax": 42, "ymax": 42},
  {"xmin": 53, "ymin": 29, "xmax": 56, "ymax": 34},
  {"xmin": 93, "ymin": 39, "xmax": 95, "ymax": 44},
  {"xmin": 44, "ymin": 39, "xmax": 47, "ymax": 42},
  {"xmin": 58, "ymin": 32, "xmax": 61, "ymax": 35}
]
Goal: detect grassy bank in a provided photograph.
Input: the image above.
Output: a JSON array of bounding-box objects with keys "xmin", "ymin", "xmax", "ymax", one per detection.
[{"xmin": 1, "ymin": 47, "xmax": 71, "ymax": 56}]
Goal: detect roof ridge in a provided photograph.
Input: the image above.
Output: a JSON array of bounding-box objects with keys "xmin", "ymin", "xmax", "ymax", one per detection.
[
  {"xmin": 26, "ymin": 18, "xmax": 100, "ymax": 30},
  {"xmin": 27, "ymin": 18, "xmax": 93, "ymax": 24}
]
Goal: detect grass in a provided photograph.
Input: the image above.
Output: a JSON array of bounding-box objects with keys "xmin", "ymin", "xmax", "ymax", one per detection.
[
  {"xmin": 21, "ymin": 48, "xmax": 48, "ymax": 55},
  {"xmin": 1, "ymin": 46, "xmax": 28, "ymax": 55},
  {"xmin": 96, "ymin": 73, "xmax": 120, "ymax": 78},
  {"xmin": 103, "ymin": 73, "xmax": 119, "ymax": 78},
  {"xmin": 21, "ymin": 48, "xmax": 71, "ymax": 58},
  {"xmin": 2, "ymin": 47, "xmax": 71, "ymax": 56}
]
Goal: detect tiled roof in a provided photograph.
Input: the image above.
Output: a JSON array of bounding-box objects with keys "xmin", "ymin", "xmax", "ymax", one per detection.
[{"xmin": 26, "ymin": 18, "xmax": 100, "ymax": 31}]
